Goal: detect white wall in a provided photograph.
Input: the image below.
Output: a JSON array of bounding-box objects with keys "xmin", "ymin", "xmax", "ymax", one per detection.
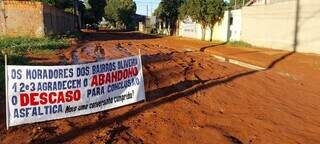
[
  {"xmin": 229, "ymin": 9, "xmax": 242, "ymax": 41},
  {"xmin": 179, "ymin": 11, "xmax": 231, "ymax": 42},
  {"xmin": 208, "ymin": 11, "xmax": 230, "ymax": 41},
  {"xmin": 242, "ymin": 0, "xmax": 320, "ymax": 54},
  {"xmin": 178, "ymin": 17, "xmax": 199, "ymax": 39}
]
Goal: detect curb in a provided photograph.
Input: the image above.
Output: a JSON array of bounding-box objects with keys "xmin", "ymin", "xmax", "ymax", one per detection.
[{"xmin": 211, "ymin": 55, "xmax": 266, "ymax": 71}]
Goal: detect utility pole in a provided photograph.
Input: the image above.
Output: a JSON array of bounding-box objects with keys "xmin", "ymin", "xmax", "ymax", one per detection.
[{"xmin": 146, "ymin": 4, "xmax": 148, "ymax": 17}]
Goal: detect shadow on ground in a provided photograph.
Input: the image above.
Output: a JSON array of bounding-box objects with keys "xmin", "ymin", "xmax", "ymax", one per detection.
[
  {"xmin": 0, "ymin": 31, "xmax": 298, "ymax": 143},
  {"xmin": 43, "ymin": 47, "xmax": 294, "ymax": 143},
  {"xmin": 82, "ymin": 31, "xmax": 161, "ymax": 42}
]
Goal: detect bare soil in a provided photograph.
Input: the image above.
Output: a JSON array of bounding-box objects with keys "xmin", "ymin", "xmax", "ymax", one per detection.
[{"xmin": 1, "ymin": 31, "xmax": 320, "ymax": 144}]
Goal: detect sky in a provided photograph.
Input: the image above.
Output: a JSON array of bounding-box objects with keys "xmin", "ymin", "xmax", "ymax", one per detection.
[
  {"xmin": 134, "ymin": 0, "xmax": 161, "ymax": 16},
  {"xmin": 134, "ymin": 0, "xmax": 230, "ymax": 16}
]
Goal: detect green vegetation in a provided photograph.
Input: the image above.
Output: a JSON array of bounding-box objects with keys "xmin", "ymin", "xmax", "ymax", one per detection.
[
  {"xmin": 0, "ymin": 37, "xmax": 68, "ymax": 57},
  {"xmin": 153, "ymin": 0, "xmax": 225, "ymax": 38},
  {"xmin": 36, "ymin": 0, "xmax": 94, "ymax": 27},
  {"xmin": 36, "ymin": 0, "xmax": 74, "ymax": 11},
  {"xmin": 88, "ymin": 0, "xmax": 107, "ymax": 23},
  {"xmin": 154, "ymin": 0, "xmax": 184, "ymax": 35},
  {"xmin": 227, "ymin": 0, "xmax": 250, "ymax": 9},
  {"xmin": 227, "ymin": 41, "xmax": 252, "ymax": 47},
  {"xmin": 105, "ymin": 0, "xmax": 136, "ymax": 30},
  {"xmin": 0, "ymin": 37, "xmax": 69, "ymax": 90},
  {"xmin": 179, "ymin": 0, "xmax": 225, "ymax": 41}
]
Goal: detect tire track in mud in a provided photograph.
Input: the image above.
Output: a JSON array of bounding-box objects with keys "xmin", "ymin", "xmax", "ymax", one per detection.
[
  {"xmin": 115, "ymin": 42, "xmax": 134, "ymax": 56},
  {"xmin": 63, "ymin": 40, "xmax": 246, "ymax": 105},
  {"xmin": 105, "ymin": 124, "xmax": 143, "ymax": 144},
  {"xmin": 203, "ymin": 125, "xmax": 243, "ymax": 144},
  {"xmin": 144, "ymin": 64, "xmax": 160, "ymax": 88},
  {"xmin": 170, "ymin": 52, "xmax": 200, "ymax": 81},
  {"xmin": 108, "ymin": 43, "xmax": 242, "ymax": 105},
  {"xmin": 139, "ymin": 49, "xmax": 237, "ymax": 105},
  {"xmin": 112, "ymin": 42, "xmax": 163, "ymax": 90},
  {"xmin": 52, "ymin": 39, "xmax": 249, "ymax": 143},
  {"xmin": 98, "ymin": 42, "xmax": 210, "ymax": 104},
  {"xmin": 3, "ymin": 32, "xmax": 320, "ymax": 144}
]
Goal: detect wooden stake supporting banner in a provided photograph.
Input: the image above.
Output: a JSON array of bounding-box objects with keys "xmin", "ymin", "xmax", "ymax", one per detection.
[
  {"xmin": 138, "ymin": 49, "xmax": 147, "ymax": 102},
  {"xmin": 5, "ymin": 54, "xmax": 9, "ymax": 130}
]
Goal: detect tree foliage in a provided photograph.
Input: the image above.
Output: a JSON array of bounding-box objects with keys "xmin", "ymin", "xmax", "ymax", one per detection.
[
  {"xmin": 77, "ymin": 1, "xmax": 95, "ymax": 26},
  {"xmin": 154, "ymin": 0, "xmax": 184, "ymax": 35},
  {"xmin": 227, "ymin": 0, "xmax": 250, "ymax": 9},
  {"xmin": 206, "ymin": 0, "xmax": 225, "ymax": 26},
  {"xmin": 37, "ymin": 0, "xmax": 98, "ymax": 27},
  {"xmin": 38, "ymin": 0, "xmax": 74, "ymax": 10},
  {"xmin": 88, "ymin": 0, "xmax": 107, "ymax": 23},
  {"xmin": 179, "ymin": 0, "xmax": 225, "ymax": 41},
  {"xmin": 104, "ymin": 0, "xmax": 136, "ymax": 30}
]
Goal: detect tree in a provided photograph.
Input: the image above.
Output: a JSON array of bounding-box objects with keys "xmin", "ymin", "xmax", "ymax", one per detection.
[
  {"xmin": 179, "ymin": 0, "xmax": 225, "ymax": 41},
  {"xmin": 104, "ymin": 0, "xmax": 136, "ymax": 30},
  {"xmin": 179, "ymin": 0, "xmax": 207, "ymax": 40},
  {"xmin": 78, "ymin": 0, "xmax": 96, "ymax": 25},
  {"xmin": 206, "ymin": 0, "xmax": 225, "ymax": 41},
  {"xmin": 37, "ymin": 0, "xmax": 73, "ymax": 9},
  {"xmin": 39, "ymin": 0, "xmax": 55, "ymax": 6},
  {"xmin": 88, "ymin": 0, "xmax": 107, "ymax": 23},
  {"xmin": 78, "ymin": 1, "xmax": 93, "ymax": 27},
  {"xmin": 228, "ymin": 0, "xmax": 250, "ymax": 9},
  {"xmin": 154, "ymin": 0, "xmax": 183, "ymax": 35},
  {"xmin": 37, "ymin": 0, "xmax": 95, "ymax": 28}
]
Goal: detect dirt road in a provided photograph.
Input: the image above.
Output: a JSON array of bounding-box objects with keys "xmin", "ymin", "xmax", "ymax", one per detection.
[{"xmin": 1, "ymin": 31, "xmax": 320, "ymax": 144}]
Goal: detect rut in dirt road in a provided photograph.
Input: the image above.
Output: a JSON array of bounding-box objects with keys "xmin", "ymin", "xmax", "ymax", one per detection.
[
  {"xmin": 42, "ymin": 32, "xmax": 248, "ymax": 143},
  {"xmin": 2, "ymin": 32, "xmax": 320, "ymax": 144}
]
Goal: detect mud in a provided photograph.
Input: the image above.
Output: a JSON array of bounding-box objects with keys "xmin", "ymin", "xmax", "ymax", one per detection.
[{"xmin": 1, "ymin": 31, "xmax": 320, "ymax": 144}]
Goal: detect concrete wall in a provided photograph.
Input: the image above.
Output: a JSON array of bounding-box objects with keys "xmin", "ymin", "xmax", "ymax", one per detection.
[
  {"xmin": 0, "ymin": 1, "xmax": 44, "ymax": 36},
  {"xmin": 178, "ymin": 17, "xmax": 198, "ymax": 39},
  {"xmin": 0, "ymin": 1, "xmax": 6, "ymax": 35},
  {"xmin": 178, "ymin": 11, "xmax": 231, "ymax": 42},
  {"xmin": 242, "ymin": 0, "xmax": 320, "ymax": 54},
  {"xmin": 0, "ymin": 1, "xmax": 76, "ymax": 37},
  {"xmin": 208, "ymin": 11, "xmax": 230, "ymax": 41},
  {"xmin": 229, "ymin": 9, "xmax": 242, "ymax": 41},
  {"xmin": 251, "ymin": 0, "xmax": 294, "ymax": 6}
]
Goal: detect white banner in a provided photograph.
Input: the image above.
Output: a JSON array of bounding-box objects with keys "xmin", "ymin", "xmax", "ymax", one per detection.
[{"xmin": 6, "ymin": 55, "xmax": 145, "ymax": 127}]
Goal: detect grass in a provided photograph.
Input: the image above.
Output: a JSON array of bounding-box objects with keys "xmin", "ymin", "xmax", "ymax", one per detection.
[
  {"xmin": 0, "ymin": 36, "xmax": 69, "ymax": 56},
  {"xmin": 0, "ymin": 36, "xmax": 70, "ymax": 95},
  {"xmin": 227, "ymin": 41, "xmax": 252, "ymax": 47}
]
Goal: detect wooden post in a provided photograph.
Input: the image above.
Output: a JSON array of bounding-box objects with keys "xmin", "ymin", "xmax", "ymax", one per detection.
[
  {"xmin": 138, "ymin": 49, "xmax": 147, "ymax": 102},
  {"xmin": 5, "ymin": 54, "xmax": 9, "ymax": 129}
]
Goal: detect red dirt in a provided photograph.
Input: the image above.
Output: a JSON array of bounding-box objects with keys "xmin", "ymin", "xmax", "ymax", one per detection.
[{"xmin": 1, "ymin": 31, "xmax": 320, "ymax": 144}]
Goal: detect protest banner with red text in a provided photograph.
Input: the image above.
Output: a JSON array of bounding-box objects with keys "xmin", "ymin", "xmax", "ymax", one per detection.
[{"xmin": 6, "ymin": 55, "xmax": 145, "ymax": 127}]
